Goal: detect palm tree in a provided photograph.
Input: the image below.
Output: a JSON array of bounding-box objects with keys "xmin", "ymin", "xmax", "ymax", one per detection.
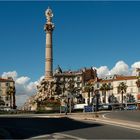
[
  {"xmin": 7, "ymin": 86, "xmax": 16, "ymax": 109},
  {"xmin": 100, "ymin": 83, "xmax": 111, "ymax": 104},
  {"xmin": 84, "ymin": 82, "xmax": 94, "ymax": 105},
  {"xmin": 117, "ymin": 82, "xmax": 127, "ymax": 106},
  {"xmin": 136, "ymin": 79, "xmax": 140, "ymax": 92}
]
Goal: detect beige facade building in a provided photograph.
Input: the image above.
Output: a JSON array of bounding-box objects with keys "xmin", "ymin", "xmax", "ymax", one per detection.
[
  {"xmin": 0, "ymin": 77, "xmax": 16, "ymax": 110},
  {"xmin": 93, "ymin": 75, "xmax": 139, "ymax": 105}
]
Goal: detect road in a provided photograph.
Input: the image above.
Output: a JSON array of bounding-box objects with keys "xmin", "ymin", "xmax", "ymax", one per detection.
[
  {"xmin": 0, "ymin": 112, "xmax": 140, "ymax": 139},
  {"xmin": 104, "ymin": 110, "xmax": 140, "ymax": 122}
]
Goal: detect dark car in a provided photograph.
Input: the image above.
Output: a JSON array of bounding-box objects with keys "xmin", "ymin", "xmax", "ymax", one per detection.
[{"xmin": 99, "ymin": 104, "xmax": 112, "ymax": 111}]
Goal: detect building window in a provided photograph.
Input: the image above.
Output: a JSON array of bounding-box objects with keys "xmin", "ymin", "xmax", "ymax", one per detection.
[
  {"xmin": 0, "ymin": 90, "xmax": 2, "ymax": 96},
  {"xmin": 97, "ymin": 83, "xmax": 99, "ymax": 88},
  {"xmin": 77, "ymin": 77, "xmax": 80, "ymax": 81},
  {"xmin": 5, "ymin": 83, "xmax": 10, "ymax": 87},
  {"xmin": 6, "ymin": 96, "xmax": 9, "ymax": 101},
  {"xmin": 77, "ymin": 83, "xmax": 80, "ymax": 88}
]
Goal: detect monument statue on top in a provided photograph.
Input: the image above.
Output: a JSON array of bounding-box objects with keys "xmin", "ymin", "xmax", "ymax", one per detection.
[{"xmin": 44, "ymin": 7, "xmax": 55, "ymax": 80}]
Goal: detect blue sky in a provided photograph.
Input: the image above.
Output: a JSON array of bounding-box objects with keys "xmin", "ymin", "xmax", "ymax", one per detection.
[{"xmin": 0, "ymin": 1, "xmax": 140, "ymax": 81}]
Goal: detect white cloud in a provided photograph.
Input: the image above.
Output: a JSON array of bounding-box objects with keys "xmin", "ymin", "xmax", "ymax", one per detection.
[
  {"xmin": 2, "ymin": 71, "xmax": 18, "ymax": 80},
  {"xmin": 95, "ymin": 60, "xmax": 140, "ymax": 78},
  {"xmin": 110, "ymin": 61, "xmax": 130, "ymax": 76},
  {"xmin": 1, "ymin": 71, "xmax": 44, "ymax": 107},
  {"xmin": 16, "ymin": 76, "xmax": 30, "ymax": 85},
  {"xmin": 131, "ymin": 61, "xmax": 140, "ymax": 76},
  {"xmin": 93, "ymin": 66, "xmax": 109, "ymax": 78}
]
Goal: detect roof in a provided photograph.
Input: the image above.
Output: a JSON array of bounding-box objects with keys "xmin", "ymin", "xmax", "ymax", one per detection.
[
  {"xmin": 0, "ymin": 77, "xmax": 14, "ymax": 82},
  {"xmin": 100, "ymin": 75, "xmax": 137, "ymax": 83},
  {"xmin": 114, "ymin": 75, "xmax": 137, "ymax": 81}
]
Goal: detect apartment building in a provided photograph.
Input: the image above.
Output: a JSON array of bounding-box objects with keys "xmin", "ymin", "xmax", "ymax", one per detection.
[
  {"xmin": 0, "ymin": 77, "xmax": 16, "ymax": 110},
  {"xmin": 94, "ymin": 75, "xmax": 139, "ymax": 105},
  {"xmin": 54, "ymin": 66, "xmax": 97, "ymax": 104}
]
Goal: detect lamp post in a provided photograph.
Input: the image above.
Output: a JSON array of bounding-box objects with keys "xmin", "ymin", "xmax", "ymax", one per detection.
[{"xmin": 125, "ymin": 94, "xmax": 129, "ymax": 110}]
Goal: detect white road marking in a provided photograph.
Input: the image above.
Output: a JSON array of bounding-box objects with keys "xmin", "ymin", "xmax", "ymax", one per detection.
[
  {"xmin": 27, "ymin": 133, "xmax": 86, "ymax": 140},
  {"xmin": 54, "ymin": 133, "xmax": 86, "ymax": 140},
  {"xmin": 27, "ymin": 134, "xmax": 51, "ymax": 139},
  {"xmin": 99, "ymin": 113, "xmax": 140, "ymax": 131},
  {"xmin": 97, "ymin": 119, "xmax": 140, "ymax": 131}
]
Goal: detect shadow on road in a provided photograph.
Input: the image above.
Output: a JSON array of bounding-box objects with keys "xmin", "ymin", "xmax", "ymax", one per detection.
[{"xmin": 0, "ymin": 117, "xmax": 103, "ymax": 139}]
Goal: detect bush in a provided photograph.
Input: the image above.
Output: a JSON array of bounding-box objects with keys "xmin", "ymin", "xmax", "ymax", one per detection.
[{"xmin": 41, "ymin": 99, "xmax": 60, "ymax": 107}]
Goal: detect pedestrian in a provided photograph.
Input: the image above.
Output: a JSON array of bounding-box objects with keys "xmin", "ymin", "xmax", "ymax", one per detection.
[{"xmin": 65, "ymin": 104, "xmax": 68, "ymax": 115}]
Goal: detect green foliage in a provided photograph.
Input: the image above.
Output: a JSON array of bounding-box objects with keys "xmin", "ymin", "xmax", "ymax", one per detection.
[
  {"xmin": 136, "ymin": 79, "xmax": 140, "ymax": 88},
  {"xmin": 84, "ymin": 82, "xmax": 94, "ymax": 92},
  {"xmin": 36, "ymin": 98, "xmax": 61, "ymax": 112},
  {"xmin": 35, "ymin": 108, "xmax": 59, "ymax": 114},
  {"xmin": 117, "ymin": 82, "xmax": 127, "ymax": 93},
  {"xmin": 100, "ymin": 83, "xmax": 112, "ymax": 91},
  {"xmin": 43, "ymin": 99, "xmax": 60, "ymax": 107}
]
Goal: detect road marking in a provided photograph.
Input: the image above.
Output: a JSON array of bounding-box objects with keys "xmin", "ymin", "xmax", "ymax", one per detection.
[
  {"xmin": 27, "ymin": 133, "xmax": 86, "ymax": 140},
  {"xmin": 27, "ymin": 134, "xmax": 51, "ymax": 139},
  {"xmin": 97, "ymin": 119, "xmax": 140, "ymax": 131},
  {"xmin": 100, "ymin": 113, "xmax": 140, "ymax": 131},
  {"xmin": 102, "ymin": 112, "xmax": 110, "ymax": 119},
  {"xmin": 54, "ymin": 133, "xmax": 86, "ymax": 140},
  {"xmin": 31, "ymin": 115, "xmax": 62, "ymax": 118}
]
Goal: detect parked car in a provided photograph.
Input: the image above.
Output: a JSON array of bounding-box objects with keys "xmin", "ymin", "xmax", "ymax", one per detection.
[
  {"xmin": 125, "ymin": 105, "xmax": 137, "ymax": 110},
  {"xmin": 98, "ymin": 104, "xmax": 112, "ymax": 111}
]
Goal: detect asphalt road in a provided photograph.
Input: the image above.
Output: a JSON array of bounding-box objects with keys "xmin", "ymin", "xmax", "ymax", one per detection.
[
  {"xmin": 104, "ymin": 110, "xmax": 140, "ymax": 122},
  {"xmin": 0, "ymin": 115, "xmax": 140, "ymax": 139}
]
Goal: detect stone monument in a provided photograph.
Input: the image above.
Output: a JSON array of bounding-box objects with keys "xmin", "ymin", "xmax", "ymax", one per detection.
[{"xmin": 44, "ymin": 7, "xmax": 55, "ymax": 80}]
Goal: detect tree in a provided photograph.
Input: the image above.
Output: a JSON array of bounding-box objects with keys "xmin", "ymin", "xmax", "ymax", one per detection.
[
  {"xmin": 117, "ymin": 82, "xmax": 127, "ymax": 106},
  {"xmin": 124, "ymin": 94, "xmax": 135, "ymax": 103},
  {"xmin": 0, "ymin": 96, "xmax": 5, "ymax": 106},
  {"xmin": 93, "ymin": 90, "xmax": 100, "ymax": 111},
  {"xmin": 136, "ymin": 79, "xmax": 140, "ymax": 92},
  {"xmin": 100, "ymin": 83, "xmax": 112, "ymax": 103},
  {"xmin": 108, "ymin": 94, "xmax": 118, "ymax": 103},
  {"xmin": 7, "ymin": 86, "xmax": 16, "ymax": 109},
  {"xmin": 84, "ymin": 82, "xmax": 94, "ymax": 105}
]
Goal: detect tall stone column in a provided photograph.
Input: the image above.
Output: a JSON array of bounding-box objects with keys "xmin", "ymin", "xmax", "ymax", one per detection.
[{"xmin": 44, "ymin": 7, "xmax": 55, "ymax": 80}]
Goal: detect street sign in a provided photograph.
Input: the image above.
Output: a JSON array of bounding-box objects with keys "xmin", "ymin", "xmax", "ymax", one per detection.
[{"xmin": 84, "ymin": 106, "xmax": 93, "ymax": 112}]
